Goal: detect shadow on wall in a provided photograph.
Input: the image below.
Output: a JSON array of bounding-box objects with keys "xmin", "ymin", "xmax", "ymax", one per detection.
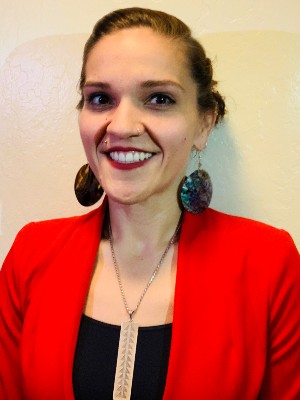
[
  {"xmin": 200, "ymin": 31, "xmax": 300, "ymax": 237},
  {"xmin": 0, "ymin": 34, "xmax": 90, "ymax": 265},
  {"xmin": 0, "ymin": 30, "xmax": 299, "ymax": 265}
]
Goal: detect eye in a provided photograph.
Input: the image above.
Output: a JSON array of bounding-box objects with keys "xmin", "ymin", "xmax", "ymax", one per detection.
[
  {"xmin": 147, "ymin": 93, "xmax": 175, "ymax": 107},
  {"xmin": 85, "ymin": 92, "xmax": 111, "ymax": 107}
]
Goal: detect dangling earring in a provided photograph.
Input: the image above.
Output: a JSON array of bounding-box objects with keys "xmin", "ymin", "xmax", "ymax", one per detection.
[
  {"xmin": 74, "ymin": 164, "xmax": 104, "ymax": 206},
  {"xmin": 179, "ymin": 151, "xmax": 212, "ymax": 214}
]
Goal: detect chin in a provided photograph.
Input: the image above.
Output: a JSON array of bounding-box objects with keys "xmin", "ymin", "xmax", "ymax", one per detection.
[{"xmin": 105, "ymin": 189, "xmax": 144, "ymax": 206}]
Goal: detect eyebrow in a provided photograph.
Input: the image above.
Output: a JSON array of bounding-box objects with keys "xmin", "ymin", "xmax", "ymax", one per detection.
[
  {"xmin": 141, "ymin": 80, "xmax": 185, "ymax": 92},
  {"xmin": 83, "ymin": 79, "xmax": 185, "ymax": 92},
  {"xmin": 83, "ymin": 81, "xmax": 111, "ymax": 89}
]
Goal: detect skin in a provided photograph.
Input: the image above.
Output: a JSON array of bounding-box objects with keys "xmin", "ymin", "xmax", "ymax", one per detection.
[{"xmin": 80, "ymin": 27, "xmax": 216, "ymax": 326}]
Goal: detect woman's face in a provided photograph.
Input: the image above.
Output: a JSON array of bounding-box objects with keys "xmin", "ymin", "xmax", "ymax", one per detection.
[{"xmin": 79, "ymin": 27, "xmax": 213, "ymax": 206}]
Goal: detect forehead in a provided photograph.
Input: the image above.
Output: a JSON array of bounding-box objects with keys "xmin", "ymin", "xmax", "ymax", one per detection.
[{"xmin": 85, "ymin": 27, "xmax": 191, "ymax": 84}]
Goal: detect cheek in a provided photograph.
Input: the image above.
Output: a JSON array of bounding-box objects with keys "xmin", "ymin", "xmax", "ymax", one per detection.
[
  {"xmin": 78, "ymin": 112, "xmax": 99, "ymax": 146},
  {"xmin": 164, "ymin": 135, "xmax": 192, "ymax": 167},
  {"xmin": 79, "ymin": 129, "xmax": 93, "ymax": 155},
  {"xmin": 78, "ymin": 120, "xmax": 98, "ymax": 164},
  {"xmin": 80, "ymin": 114, "xmax": 109, "ymax": 150},
  {"xmin": 160, "ymin": 122, "xmax": 193, "ymax": 159},
  {"xmin": 78, "ymin": 112, "xmax": 89, "ymax": 140}
]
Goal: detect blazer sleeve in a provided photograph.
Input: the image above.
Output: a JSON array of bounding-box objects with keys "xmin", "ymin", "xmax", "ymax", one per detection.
[
  {"xmin": 0, "ymin": 224, "xmax": 34, "ymax": 400},
  {"xmin": 259, "ymin": 230, "xmax": 300, "ymax": 399}
]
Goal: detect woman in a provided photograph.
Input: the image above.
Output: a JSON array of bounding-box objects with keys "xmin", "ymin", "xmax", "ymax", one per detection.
[{"xmin": 0, "ymin": 7, "xmax": 299, "ymax": 400}]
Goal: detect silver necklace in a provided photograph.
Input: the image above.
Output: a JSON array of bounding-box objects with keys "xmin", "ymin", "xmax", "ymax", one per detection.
[{"xmin": 109, "ymin": 217, "xmax": 182, "ymax": 400}]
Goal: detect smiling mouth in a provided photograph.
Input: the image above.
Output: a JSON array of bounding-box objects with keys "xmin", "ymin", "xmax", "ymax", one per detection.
[{"xmin": 109, "ymin": 150, "xmax": 153, "ymax": 164}]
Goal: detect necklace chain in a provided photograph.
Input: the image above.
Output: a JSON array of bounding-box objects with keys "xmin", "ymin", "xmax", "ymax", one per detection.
[{"xmin": 108, "ymin": 216, "xmax": 182, "ymax": 321}]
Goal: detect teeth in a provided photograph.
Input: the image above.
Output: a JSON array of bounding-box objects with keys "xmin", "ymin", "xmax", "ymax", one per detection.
[
  {"xmin": 119, "ymin": 152, "xmax": 125, "ymax": 162},
  {"xmin": 109, "ymin": 151, "xmax": 153, "ymax": 163},
  {"xmin": 125, "ymin": 153, "xmax": 133, "ymax": 162}
]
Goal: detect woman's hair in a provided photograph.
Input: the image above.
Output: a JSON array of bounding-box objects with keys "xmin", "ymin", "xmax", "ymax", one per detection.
[{"xmin": 77, "ymin": 7, "xmax": 225, "ymax": 124}]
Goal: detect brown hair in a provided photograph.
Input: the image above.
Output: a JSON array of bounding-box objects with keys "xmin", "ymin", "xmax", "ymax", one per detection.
[{"xmin": 77, "ymin": 7, "xmax": 225, "ymax": 124}]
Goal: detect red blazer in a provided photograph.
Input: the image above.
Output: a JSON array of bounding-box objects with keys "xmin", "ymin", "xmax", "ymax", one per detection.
[{"xmin": 1, "ymin": 204, "xmax": 300, "ymax": 399}]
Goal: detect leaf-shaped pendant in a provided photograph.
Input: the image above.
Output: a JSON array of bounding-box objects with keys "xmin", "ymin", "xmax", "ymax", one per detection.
[{"xmin": 113, "ymin": 321, "xmax": 139, "ymax": 399}]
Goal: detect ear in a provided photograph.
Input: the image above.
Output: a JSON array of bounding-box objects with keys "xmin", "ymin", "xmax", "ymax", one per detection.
[{"xmin": 193, "ymin": 110, "xmax": 217, "ymax": 150}]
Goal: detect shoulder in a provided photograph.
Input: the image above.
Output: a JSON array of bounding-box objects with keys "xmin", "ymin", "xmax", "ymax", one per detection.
[
  {"xmin": 1, "ymin": 205, "xmax": 105, "ymax": 315},
  {"xmin": 184, "ymin": 208, "xmax": 296, "ymax": 250},
  {"xmin": 180, "ymin": 209, "xmax": 300, "ymax": 319},
  {"xmin": 14, "ymin": 206, "xmax": 103, "ymax": 248},
  {"xmin": 181, "ymin": 208, "xmax": 299, "ymax": 281},
  {"xmin": 199, "ymin": 207, "xmax": 283, "ymax": 234},
  {"xmin": 1, "ymin": 205, "xmax": 104, "ymax": 277},
  {"xmin": 19, "ymin": 206, "xmax": 102, "ymax": 236}
]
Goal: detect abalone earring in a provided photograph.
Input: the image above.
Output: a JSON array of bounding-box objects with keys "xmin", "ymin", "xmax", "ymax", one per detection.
[
  {"xmin": 179, "ymin": 152, "xmax": 212, "ymax": 214},
  {"xmin": 74, "ymin": 164, "xmax": 104, "ymax": 206}
]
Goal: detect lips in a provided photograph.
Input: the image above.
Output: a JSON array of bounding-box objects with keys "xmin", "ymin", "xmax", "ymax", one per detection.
[
  {"xmin": 109, "ymin": 150, "xmax": 153, "ymax": 163},
  {"xmin": 102, "ymin": 147, "xmax": 155, "ymax": 170}
]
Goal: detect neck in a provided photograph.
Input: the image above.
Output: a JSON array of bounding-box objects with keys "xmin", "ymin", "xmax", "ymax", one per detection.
[{"xmin": 106, "ymin": 196, "xmax": 182, "ymax": 251}]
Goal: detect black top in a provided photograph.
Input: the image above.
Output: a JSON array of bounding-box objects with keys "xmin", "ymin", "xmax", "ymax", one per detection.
[{"xmin": 73, "ymin": 314, "xmax": 172, "ymax": 400}]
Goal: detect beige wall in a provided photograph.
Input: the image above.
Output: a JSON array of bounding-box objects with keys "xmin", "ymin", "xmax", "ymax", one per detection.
[{"xmin": 1, "ymin": 0, "xmax": 300, "ymax": 264}]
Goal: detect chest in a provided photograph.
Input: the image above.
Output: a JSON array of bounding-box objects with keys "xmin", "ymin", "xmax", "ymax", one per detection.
[
  {"xmin": 84, "ymin": 241, "xmax": 178, "ymax": 326},
  {"xmin": 19, "ymin": 236, "xmax": 268, "ymax": 399}
]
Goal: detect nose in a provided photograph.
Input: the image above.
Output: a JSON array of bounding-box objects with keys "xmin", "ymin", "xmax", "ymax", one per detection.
[{"xmin": 106, "ymin": 99, "xmax": 143, "ymax": 139}]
